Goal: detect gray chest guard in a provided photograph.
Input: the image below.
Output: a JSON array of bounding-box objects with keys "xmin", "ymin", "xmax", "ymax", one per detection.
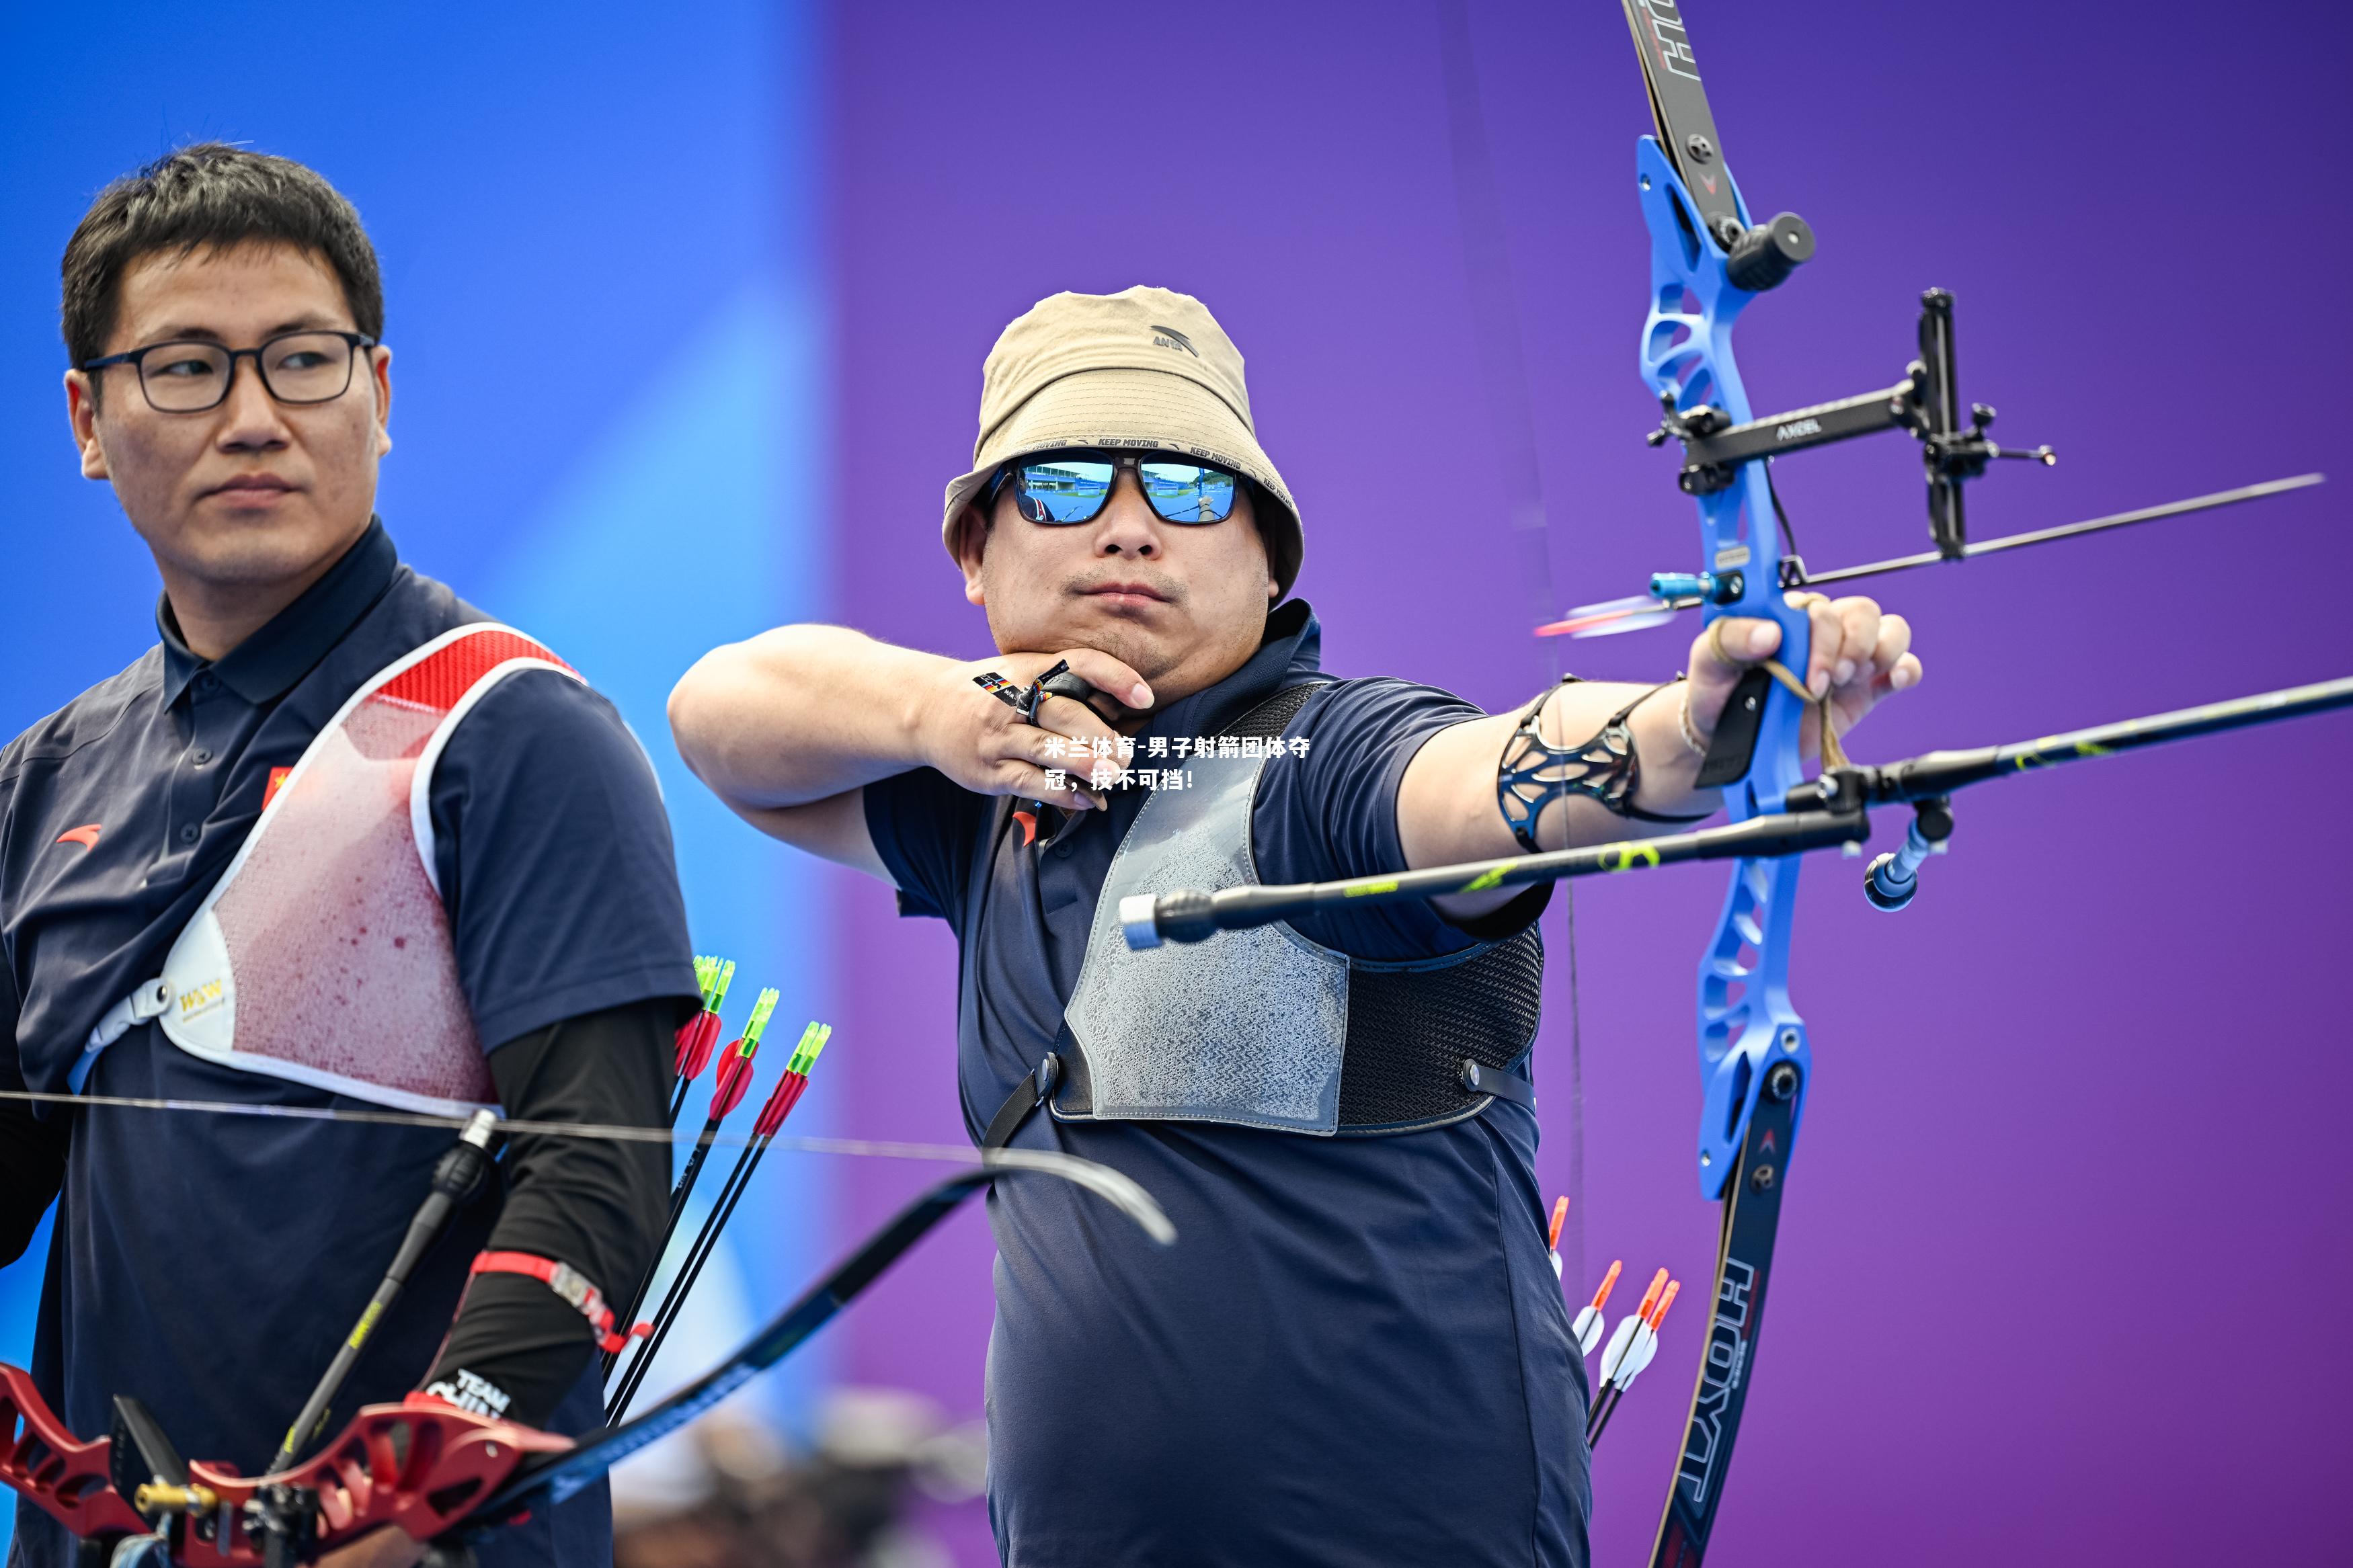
[{"xmin": 991, "ymin": 682, "xmax": 1544, "ymax": 1146}]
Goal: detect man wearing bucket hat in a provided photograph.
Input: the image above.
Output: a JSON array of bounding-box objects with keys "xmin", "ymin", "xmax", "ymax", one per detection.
[{"xmin": 671, "ymin": 285, "xmax": 1919, "ymax": 1565}]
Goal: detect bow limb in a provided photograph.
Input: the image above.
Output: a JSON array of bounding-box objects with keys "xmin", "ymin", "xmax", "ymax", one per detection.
[{"xmin": 468, "ymin": 1149, "xmax": 1171, "ymax": 1524}]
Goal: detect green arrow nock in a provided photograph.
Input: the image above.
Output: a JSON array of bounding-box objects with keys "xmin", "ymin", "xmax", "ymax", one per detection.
[
  {"xmin": 785, "ymin": 1021, "xmax": 833, "ymax": 1075},
  {"xmin": 709, "ymin": 958, "xmax": 737, "ymax": 1012},
  {"xmin": 740, "ymin": 988, "xmax": 781, "ymax": 1054}
]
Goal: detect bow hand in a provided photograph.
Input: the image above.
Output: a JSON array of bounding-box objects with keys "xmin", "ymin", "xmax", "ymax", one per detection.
[{"xmin": 1687, "ymin": 592, "xmax": 1921, "ymax": 766}]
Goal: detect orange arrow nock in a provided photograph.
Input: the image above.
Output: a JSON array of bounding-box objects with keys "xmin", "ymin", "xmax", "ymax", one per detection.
[
  {"xmin": 1648, "ymin": 1279, "xmax": 1681, "ymax": 1331},
  {"xmin": 1634, "ymin": 1267, "xmax": 1668, "ymax": 1321},
  {"xmin": 1587, "ymin": 1259, "xmax": 1623, "ymax": 1311}
]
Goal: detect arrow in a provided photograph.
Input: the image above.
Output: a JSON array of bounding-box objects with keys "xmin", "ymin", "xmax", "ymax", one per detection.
[
  {"xmin": 666, "ymin": 957, "xmax": 734, "ymax": 1126},
  {"xmin": 604, "ymin": 983, "xmax": 773, "ymax": 1378},
  {"xmin": 1572, "ymin": 1258, "xmax": 1624, "ymax": 1359},
  {"xmin": 1537, "ymin": 474, "xmax": 2323, "ymax": 639},
  {"xmin": 1593, "ymin": 1267, "xmax": 1669, "ymax": 1398},
  {"xmin": 1587, "ymin": 1278, "xmax": 1679, "ymax": 1448},
  {"xmin": 606, "ymin": 1021, "xmax": 832, "ymax": 1423}
]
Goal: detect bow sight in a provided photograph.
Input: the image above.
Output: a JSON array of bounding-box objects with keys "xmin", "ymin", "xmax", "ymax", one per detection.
[
  {"xmin": 1630, "ymin": 14, "xmax": 2054, "ymax": 579},
  {"xmin": 1648, "ymin": 288, "xmax": 2056, "ymax": 561}
]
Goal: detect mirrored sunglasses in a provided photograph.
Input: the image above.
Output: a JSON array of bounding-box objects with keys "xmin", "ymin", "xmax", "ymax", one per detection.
[{"xmin": 990, "ymin": 451, "xmax": 1240, "ymax": 526}]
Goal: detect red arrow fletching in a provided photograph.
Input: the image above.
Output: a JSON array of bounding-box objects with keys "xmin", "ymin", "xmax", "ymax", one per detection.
[
  {"xmin": 680, "ymin": 1012, "xmax": 720, "ymax": 1081},
  {"xmin": 753, "ymin": 1071, "xmax": 805, "ymax": 1138},
  {"xmin": 708, "ymin": 1044, "xmax": 755, "ymax": 1120}
]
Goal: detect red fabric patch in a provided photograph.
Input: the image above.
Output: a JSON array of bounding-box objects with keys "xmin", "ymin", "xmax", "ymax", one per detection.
[
  {"xmin": 376, "ymin": 630, "xmax": 570, "ymax": 712},
  {"xmin": 54, "ymin": 823, "xmax": 102, "ymax": 849},
  {"xmin": 263, "ymin": 767, "xmax": 292, "ymax": 809}
]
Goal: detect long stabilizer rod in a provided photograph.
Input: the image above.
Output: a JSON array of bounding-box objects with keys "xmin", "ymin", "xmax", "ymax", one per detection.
[{"xmin": 1120, "ymin": 673, "xmax": 2353, "ymax": 947}]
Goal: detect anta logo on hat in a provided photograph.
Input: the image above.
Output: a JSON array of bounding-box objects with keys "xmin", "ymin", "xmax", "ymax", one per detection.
[{"xmin": 1150, "ymin": 325, "xmax": 1199, "ymax": 358}]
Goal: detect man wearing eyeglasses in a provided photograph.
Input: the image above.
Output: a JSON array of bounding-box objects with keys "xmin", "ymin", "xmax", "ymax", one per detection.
[
  {"xmin": 670, "ymin": 286, "xmax": 1919, "ymax": 1565},
  {"xmin": 0, "ymin": 146, "xmax": 694, "ymax": 1568}
]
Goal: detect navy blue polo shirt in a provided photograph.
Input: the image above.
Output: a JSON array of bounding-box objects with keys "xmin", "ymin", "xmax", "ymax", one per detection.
[
  {"xmin": 0, "ymin": 521, "xmax": 694, "ymax": 1568},
  {"xmin": 864, "ymin": 600, "xmax": 1590, "ymax": 1568}
]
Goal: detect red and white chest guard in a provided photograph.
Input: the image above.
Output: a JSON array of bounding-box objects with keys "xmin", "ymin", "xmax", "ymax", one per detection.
[{"xmin": 85, "ymin": 624, "xmax": 578, "ymax": 1116}]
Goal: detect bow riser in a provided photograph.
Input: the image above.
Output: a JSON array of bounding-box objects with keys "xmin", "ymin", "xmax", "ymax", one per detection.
[
  {"xmin": 0, "ymin": 1362, "xmax": 565, "ymax": 1568},
  {"xmin": 1636, "ymin": 134, "xmax": 1816, "ymax": 1197},
  {"xmin": 0, "ymin": 1364, "xmax": 145, "ymax": 1540}
]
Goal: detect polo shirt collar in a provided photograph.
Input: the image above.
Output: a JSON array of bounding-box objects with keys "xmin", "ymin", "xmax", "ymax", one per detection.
[{"xmin": 157, "ymin": 518, "xmax": 399, "ymax": 707}]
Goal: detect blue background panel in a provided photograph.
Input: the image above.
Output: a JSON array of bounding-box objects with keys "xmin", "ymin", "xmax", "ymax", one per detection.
[{"xmin": 0, "ymin": 4, "xmax": 829, "ymax": 1549}]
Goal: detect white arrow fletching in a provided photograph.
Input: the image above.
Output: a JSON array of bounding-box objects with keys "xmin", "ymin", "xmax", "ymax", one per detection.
[
  {"xmin": 1620, "ymin": 1324, "xmax": 1659, "ymax": 1387},
  {"xmin": 1596, "ymin": 1312, "xmax": 1642, "ymax": 1385},
  {"xmin": 1535, "ymin": 595, "xmax": 1681, "ymax": 639},
  {"xmin": 1572, "ymin": 1306, "xmax": 1604, "ymax": 1358}
]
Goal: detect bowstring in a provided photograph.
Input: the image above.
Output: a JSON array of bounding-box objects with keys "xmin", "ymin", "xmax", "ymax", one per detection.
[
  {"xmin": 0, "ymin": 1087, "xmax": 982, "ymax": 1163},
  {"xmin": 1437, "ymin": 0, "xmax": 1586, "ymax": 1290}
]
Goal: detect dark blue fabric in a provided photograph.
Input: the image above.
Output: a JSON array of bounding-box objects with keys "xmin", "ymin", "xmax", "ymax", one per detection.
[
  {"xmin": 0, "ymin": 520, "xmax": 694, "ymax": 1568},
  {"xmin": 864, "ymin": 601, "xmax": 1589, "ymax": 1567}
]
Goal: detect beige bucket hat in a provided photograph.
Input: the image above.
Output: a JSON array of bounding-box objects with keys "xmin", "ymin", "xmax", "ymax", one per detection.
[{"xmin": 941, "ymin": 285, "xmax": 1304, "ymax": 597}]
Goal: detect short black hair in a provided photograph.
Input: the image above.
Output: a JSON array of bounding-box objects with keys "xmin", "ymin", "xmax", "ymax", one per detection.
[{"xmin": 61, "ymin": 142, "xmax": 383, "ymax": 371}]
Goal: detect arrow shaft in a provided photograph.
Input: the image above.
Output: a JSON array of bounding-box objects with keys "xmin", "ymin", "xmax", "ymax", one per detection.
[
  {"xmin": 602, "ymin": 1126, "xmax": 722, "ymax": 1376},
  {"xmin": 604, "ymin": 1134, "xmax": 772, "ymax": 1423}
]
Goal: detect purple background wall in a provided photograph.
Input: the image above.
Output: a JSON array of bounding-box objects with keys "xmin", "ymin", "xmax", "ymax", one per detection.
[{"xmin": 826, "ymin": 2, "xmax": 2352, "ymax": 1562}]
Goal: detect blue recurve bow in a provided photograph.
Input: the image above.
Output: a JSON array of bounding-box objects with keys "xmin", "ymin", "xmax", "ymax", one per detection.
[
  {"xmin": 1123, "ymin": 0, "xmax": 2335, "ymax": 1546},
  {"xmin": 1618, "ymin": 10, "xmax": 1820, "ymax": 1559},
  {"xmin": 1609, "ymin": 4, "xmax": 2315, "ymax": 1561}
]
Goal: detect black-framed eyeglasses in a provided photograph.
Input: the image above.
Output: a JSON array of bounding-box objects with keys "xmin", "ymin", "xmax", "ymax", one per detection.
[
  {"xmin": 988, "ymin": 450, "xmax": 1242, "ymax": 526},
  {"xmin": 77, "ymin": 330, "xmax": 376, "ymax": 414}
]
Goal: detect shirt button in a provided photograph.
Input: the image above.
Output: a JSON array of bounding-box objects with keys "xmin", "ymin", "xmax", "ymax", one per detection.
[
  {"xmin": 191, "ymin": 747, "xmax": 212, "ymax": 766},
  {"xmin": 177, "ymin": 823, "xmax": 200, "ymax": 845},
  {"xmin": 195, "ymin": 672, "xmax": 218, "ymax": 693}
]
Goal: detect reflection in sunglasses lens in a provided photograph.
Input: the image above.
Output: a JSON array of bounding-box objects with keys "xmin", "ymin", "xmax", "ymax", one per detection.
[
  {"xmin": 1012, "ymin": 457, "xmax": 1238, "ymax": 525},
  {"xmin": 1140, "ymin": 464, "xmax": 1236, "ymax": 524},
  {"xmin": 1019, "ymin": 461, "xmax": 1116, "ymax": 524}
]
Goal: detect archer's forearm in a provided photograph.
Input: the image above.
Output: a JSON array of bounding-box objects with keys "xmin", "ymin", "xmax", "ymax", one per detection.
[
  {"xmin": 669, "ymin": 625, "xmax": 955, "ymax": 811},
  {"xmin": 421, "ymin": 998, "xmax": 674, "ymax": 1428},
  {"xmin": 1402, "ymin": 679, "xmax": 1724, "ymax": 920}
]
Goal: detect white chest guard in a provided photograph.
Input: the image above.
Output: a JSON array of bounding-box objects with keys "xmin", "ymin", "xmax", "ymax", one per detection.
[{"xmin": 76, "ymin": 624, "xmax": 578, "ymax": 1116}]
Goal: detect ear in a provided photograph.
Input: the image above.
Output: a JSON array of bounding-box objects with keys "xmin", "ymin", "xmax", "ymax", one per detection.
[
  {"xmin": 368, "ymin": 344, "xmax": 393, "ymax": 457},
  {"xmin": 953, "ymin": 502, "xmax": 992, "ymax": 607},
  {"xmin": 65, "ymin": 370, "xmax": 108, "ymax": 481}
]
